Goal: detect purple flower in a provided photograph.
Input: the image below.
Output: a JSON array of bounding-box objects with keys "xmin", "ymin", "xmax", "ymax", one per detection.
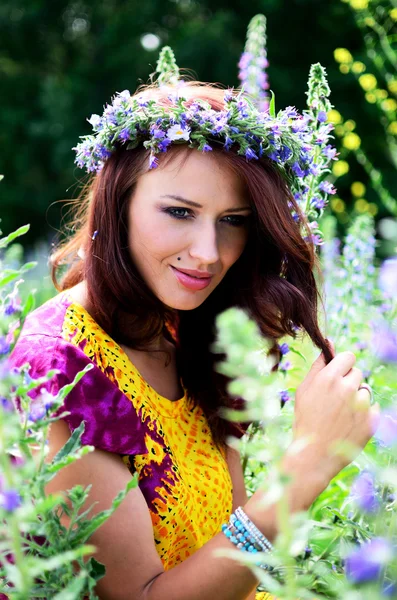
[
  {"xmin": 153, "ymin": 129, "xmax": 166, "ymax": 140},
  {"xmin": 118, "ymin": 128, "xmax": 130, "ymax": 142},
  {"xmin": 351, "ymin": 471, "xmax": 379, "ymax": 513},
  {"xmin": 292, "ymin": 162, "xmax": 306, "ymax": 178},
  {"xmin": 379, "ymin": 258, "xmax": 397, "ymax": 297},
  {"xmin": 279, "ymin": 343, "xmax": 290, "ymax": 355},
  {"xmin": 311, "ymin": 197, "xmax": 327, "ymax": 210},
  {"xmin": 0, "ymin": 489, "xmax": 21, "ymax": 512},
  {"xmin": 345, "ymin": 538, "xmax": 393, "ymax": 583},
  {"xmin": 319, "ymin": 181, "xmax": 336, "ymax": 195},
  {"xmin": 0, "ymin": 338, "xmax": 10, "ymax": 356},
  {"xmin": 372, "ymin": 323, "xmax": 397, "ymax": 363},
  {"xmin": 28, "ymin": 401, "xmax": 46, "ymax": 422},
  {"xmin": 374, "ymin": 408, "xmax": 397, "ymax": 446},
  {"xmin": 322, "ymin": 145, "xmax": 338, "ymax": 160},
  {"xmin": 280, "ymin": 361, "xmax": 292, "ymax": 372},
  {"xmin": 149, "ymin": 154, "xmax": 159, "ymax": 169},
  {"xmin": 280, "ymin": 390, "xmax": 290, "ymax": 406},
  {"xmin": 245, "ymin": 147, "xmax": 258, "ymax": 161},
  {"xmin": 317, "ymin": 111, "xmax": 327, "ymax": 123},
  {"xmin": 224, "ymin": 136, "xmax": 233, "ymax": 151},
  {"xmin": 87, "ymin": 114, "xmax": 102, "ymax": 129},
  {"xmin": 0, "ymin": 397, "xmax": 13, "ymax": 412},
  {"xmin": 202, "ymin": 143, "xmax": 213, "ymax": 152},
  {"xmin": 158, "ymin": 139, "xmax": 172, "ymax": 152}
]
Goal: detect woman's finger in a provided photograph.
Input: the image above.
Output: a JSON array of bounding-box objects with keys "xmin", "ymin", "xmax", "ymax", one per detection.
[{"xmin": 354, "ymin": 386, "xmax": 372, "ymax": 411}]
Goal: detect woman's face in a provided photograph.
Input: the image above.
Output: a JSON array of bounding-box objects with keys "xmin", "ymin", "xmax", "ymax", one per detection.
[{"xmin": 128, "ymin": 148, "xmax": 252, "ymax": 310}]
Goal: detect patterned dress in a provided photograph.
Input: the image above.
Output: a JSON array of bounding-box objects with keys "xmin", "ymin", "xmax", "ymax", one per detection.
[{"xmin": 10, "ymin": 292, "xmax": 272, "ymax": 599}]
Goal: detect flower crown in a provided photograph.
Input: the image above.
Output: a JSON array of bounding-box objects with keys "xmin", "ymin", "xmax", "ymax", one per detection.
[{"xmin": 73, "ymin": 16, "xmax": 338, "ymax": 243}]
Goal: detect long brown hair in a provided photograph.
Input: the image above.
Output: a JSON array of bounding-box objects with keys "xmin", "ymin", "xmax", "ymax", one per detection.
[{"xmin": 51, "ymin": 82, "xmax": 332, "ymax": 447}]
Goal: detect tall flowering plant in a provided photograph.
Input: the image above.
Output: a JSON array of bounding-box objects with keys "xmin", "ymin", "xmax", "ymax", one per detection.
[
  {"xmin": 213, "ymin": 215, "xmax": 397, "ymax": 598},
  {"xmin": 238, "ymin": 14, "xmax": 271, "ymax": 113},
  {"xmin": 0, "ymin": 214, "xmax": 137, "ymax": 598}
]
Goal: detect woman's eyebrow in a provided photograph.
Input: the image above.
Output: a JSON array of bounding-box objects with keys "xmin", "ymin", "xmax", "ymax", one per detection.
[{"xmin": 160, "ymin": 194, "xmax": 252, "ymax": 213}]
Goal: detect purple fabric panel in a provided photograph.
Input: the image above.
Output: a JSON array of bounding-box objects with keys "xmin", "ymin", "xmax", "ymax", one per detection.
[{"xmin": 9, "ymin": 334, "xmax": 148, "ymax": 457}]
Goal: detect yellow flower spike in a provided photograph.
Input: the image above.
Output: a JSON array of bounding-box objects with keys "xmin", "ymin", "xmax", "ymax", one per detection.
[
  {"xmin": 334, "ymin": 48, "xmax": 353, "ymax": 64},
  {"xmin": 344, "ymin": 120, "xmax": 356, "ymax": 131},
  {"xmin": 343, "ymin": 132, "xmax": 361, "ymax": 150},
  {"xmin": 364, "ymin": 17, "xmax": 375, "ymax": 27},
  {"xmin": 365, "ymin": 92, "xmax": 377, "ymax": 104},
  {"xmin": 355, "ymin": 199, "xmax": 369, "ymax": 213},
  {"xmin": 332, "ymin": 160, "xmax": 350, "ymax": 177},
  {"xmin": 359, "ymin": 73, "xmax": 377, "ymax": 91},
  {"xmin": 352, "ymin": 61, "xmax": 366, "ymax": 74},
  {"xmin": 388, "ymin": 80, "xmax": 397, "ymax": 94},
  {"xmin": 382, "ymin": 98, "xmax": 397, "ymax": 112},
  {"xmin": 375, "ymin": 89, "xmax": 389, "ymax": 100},
  {"xmin": 388, "ymin": 122, "xmax": 397, "ymax": 135},
  {"xmin": 327, "ymin": 109, "xmax": 343, "ymax": 124},
  {"xmin": 338, "ymin": 212, "xmax": 350, "ymax": 224},
  {"xmin": 350, "ymin": 0, "xmax": 369, "ymax": 9},
  {"xmin": 368, "ymin": 203, "xmax": 379, "ymax": 216},
  {"xmin": 390, "ymin": 7, "xmax": 397, "ymax": 21},
  {"xmin": 339, "ymin": 64, "xmax": 350, "ymax": 74},
  {"xmin": 351, "ymin": 181, "xmax": 366, "ymax": 197},
  {"xmin": 331, "ymin": 198, "xmax": 346, "ymax": 213}
]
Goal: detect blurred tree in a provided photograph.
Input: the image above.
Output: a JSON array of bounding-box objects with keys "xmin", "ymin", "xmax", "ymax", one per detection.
[{"xmin": 0, "ymin": 0, "xmax": 395, "ymax": 245}]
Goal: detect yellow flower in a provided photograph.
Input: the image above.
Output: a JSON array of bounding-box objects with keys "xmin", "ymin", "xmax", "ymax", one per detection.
[
  {"xmin": 352, "ymin": 61, "xmax": 366, "ymax": 74},
  {"xmin": 339, "ymin": 64, "xmax": 350, "ymax": 74},
  {"xmin": 359, "ymin": 73, "xmax": 377, "ymax": 91},
  {"xmin": 365, "ymin": 17, "xmax": 375, "ymax": 26},
  {"xmin": 327, "ymin": 109, "xmax": 343, "ymax": 124},
  {"xmin": 334, "ymin": 48, "xmax": 353, "ymax": 64},
  {"xmin": 365, "ymin": 92, "xmax": 377, "ymax": 104},
  {"xmin": 335, "ymin": 125, "xmax": 345, "ymax": 137},
  {"xmin": 344, "ymin": 120, "xmax": 356, "ymax": 131},
  {"xmin": 390, "ymin": 7, "xmax": 397, "ymax": 21},
  {"xmin": 388, "ymin": 121, "xmax": 397, "ymax": 135},
  {"xmin": 332, "ymin": 161, "xmax": 350, "ymax": 177},
  {"xmin": 368, "ymin": 203, "xmax": 378, "ymax": 216},
  {"xmin": 388, "ymin": 80, "xmax": 397, "ymax": 94},
  {"xmin": 382, "ymin": 98, "xmax": 397, "ymax": 112},
  {"xmin": 350, "ymin": 0, "xmax": 369, "ymax": 8},
  {"xmin": 351, "ymin": 181, "xmax": 366, "ymax": 197},
  {"xmin": 355, "ymin": 199, "xmax": 369, "ymax": 213},
  {"xmin": 331, "ymin": 198, "xmax": 346, "ymax": 213},
  {"xmin": 343, "ymin": 132, "xmax": 361, "ymax": 150},
  {"xmin": 375, "ymin": 89, "xmax": 388, "ymax": 100}
]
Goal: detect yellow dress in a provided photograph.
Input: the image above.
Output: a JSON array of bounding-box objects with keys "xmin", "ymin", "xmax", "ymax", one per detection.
[{"xmin": 11, "ymin": 291, "xmax": 273, "ymax": 598}]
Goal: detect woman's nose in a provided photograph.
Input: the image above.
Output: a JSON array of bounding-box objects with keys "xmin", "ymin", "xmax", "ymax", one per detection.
[{"xmin": 188, "ymin": 223, "xmax": 220, "ymax": 265}]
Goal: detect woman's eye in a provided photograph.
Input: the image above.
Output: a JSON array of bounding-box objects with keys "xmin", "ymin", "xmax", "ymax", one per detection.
[
  {"xmin": 165, "ymin": 207, "xmax": 192, "ymax": 219},
  {"xmin": 163, "ymin": 207, "xmax": 249, "ymax": 227}
]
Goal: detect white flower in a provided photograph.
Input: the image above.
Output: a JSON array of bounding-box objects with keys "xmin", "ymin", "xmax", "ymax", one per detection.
[{"xmin": 166, "ymin": 124, "xmax": 191, "ymax": 141}]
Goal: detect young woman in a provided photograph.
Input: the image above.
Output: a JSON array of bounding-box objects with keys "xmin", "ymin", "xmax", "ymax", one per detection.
[{"xmin": 10, "ymin": 80, "xmax": 377, "ymax": 600}]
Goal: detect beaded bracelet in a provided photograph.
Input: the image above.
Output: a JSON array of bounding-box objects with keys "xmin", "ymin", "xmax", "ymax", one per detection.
[{"xmin": 221, "ymin": 506, "xmax": 273, "ymax": 570}]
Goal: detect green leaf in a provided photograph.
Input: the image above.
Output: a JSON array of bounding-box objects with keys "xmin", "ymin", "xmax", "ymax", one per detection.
[
  {"xmin": 51, "ymin": 571, "xmax": 87, "ymax": 599},
  {"xmin": 268, "ymin": 90, "xmax": 276, "ymax": 118},
  {"xmin": 71, "ymin": 476, "xmax": 138, "ymax": 545},
  {"xmin": 86, "ymin": 557, "xmax": 106, "ymax": 592},
  {"xmin": 28, "ymin": 545, "xmax": 97, "ymax": 577},
  {"xmin": 0, "ymin": 224, "xmax": 30, "ymax": 249},
  {"xmin": 51, "ymin": 421, "xmax": 86, "ymax": 466},
  {"xmin": 55, "ymin": 363, "xmax": 94, "ymax": 403}
]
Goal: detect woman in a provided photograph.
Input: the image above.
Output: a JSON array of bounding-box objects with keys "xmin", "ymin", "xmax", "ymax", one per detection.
[{"xmin": 10, "ymin": 77, "xmax": 377, "ymax": 600}]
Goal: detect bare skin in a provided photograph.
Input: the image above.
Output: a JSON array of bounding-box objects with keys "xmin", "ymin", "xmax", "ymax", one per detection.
[{"xmin": 46, "ymin": 149, "xmax": 378, "ymax": 599}]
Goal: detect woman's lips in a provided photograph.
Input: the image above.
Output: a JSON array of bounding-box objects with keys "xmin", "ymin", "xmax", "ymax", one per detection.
[{"xmin": 170, "ymin": 266, "xmax": 213, "ymax": 290}]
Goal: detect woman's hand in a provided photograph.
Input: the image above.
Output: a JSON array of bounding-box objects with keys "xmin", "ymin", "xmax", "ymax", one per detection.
[{"xmin": 291, "ymin": 348, "xmax": 379, "ymax": 483}]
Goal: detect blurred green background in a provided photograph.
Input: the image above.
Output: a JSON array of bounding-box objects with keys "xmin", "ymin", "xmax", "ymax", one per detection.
[{"xmin": 0, "ymin": 0, "xmax": 396, "ymax": 254}]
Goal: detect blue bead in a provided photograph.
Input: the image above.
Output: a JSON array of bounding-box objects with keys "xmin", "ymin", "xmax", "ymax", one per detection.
[
  {"xmin": 224, "ymin": 530, "xmax": 232, "ymax": 538},
  {"xmin": 248, "ymin": 545, "xmax": 255, "ymax": 552},
  {"xmin": 235, "ymin": 520, "xmax": 241, "ymax": 528}
]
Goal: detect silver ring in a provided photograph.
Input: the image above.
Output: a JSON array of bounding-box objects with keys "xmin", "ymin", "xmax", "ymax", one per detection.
[{"xmin": 358, "ymin": 383, "xmax": 373, "ymax": 404}]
